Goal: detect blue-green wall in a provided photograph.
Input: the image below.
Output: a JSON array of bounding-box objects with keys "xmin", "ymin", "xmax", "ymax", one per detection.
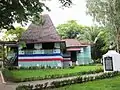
[{"xmin": 77, "ymin": 45, "xmax": 92, "ymax": 65}]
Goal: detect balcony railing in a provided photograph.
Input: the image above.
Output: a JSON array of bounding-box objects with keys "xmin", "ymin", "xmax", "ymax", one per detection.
[{"xmin": 19, "ymin": 49, "xmax": 61, "ymax": 55}]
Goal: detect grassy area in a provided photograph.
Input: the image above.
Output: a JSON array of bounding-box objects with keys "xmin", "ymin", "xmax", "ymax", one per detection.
[
  {"xmin": 52, "ymin": 76, "xmax": 120, "ymax": 90},
  {"xmin": 9, "ymin": 65, "xmax": 102, "ymax": 79}
]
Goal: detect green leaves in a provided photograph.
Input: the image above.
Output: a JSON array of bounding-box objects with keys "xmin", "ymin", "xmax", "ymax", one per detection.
[
  {"xmin": 57, "ymin": 20, "xmax": 83, "ymax": 39},
  {"xmin": 0, "ymin": 0, "xmax": 47, "ymax": 29},
  {"xmin": 86, "ymin": 0, "xmax": 120, "ymax": 52},
  {"xmin": 4, "ymin": 27, "xmax": 26, "ymax": 41},
  {"xmin": 0, "ymin": 0, "xmax": 72, "ymax": 29}
]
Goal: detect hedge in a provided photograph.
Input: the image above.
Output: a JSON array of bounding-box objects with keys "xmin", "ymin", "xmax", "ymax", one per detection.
[
  {"xmin": 50, "ymin": 71, "xmax": 119, "ymax": 88},
  {"xmin": 16, "ymin": 71, "xmax": 120, "ymax": 90}
]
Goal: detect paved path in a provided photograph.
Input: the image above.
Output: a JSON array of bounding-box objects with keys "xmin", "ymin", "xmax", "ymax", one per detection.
[{"xmin": 0, "ymin": 72, "xmax": 103, "ymax": 90}]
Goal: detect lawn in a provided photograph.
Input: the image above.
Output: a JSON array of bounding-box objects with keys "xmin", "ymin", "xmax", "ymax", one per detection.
[
  {"xmin": 52, "ymin": 76, "xmax": 120, "ymax": 90},
  {"xmin": 8, "ymin": 65, "xmax": 102, "ymax": 79}
]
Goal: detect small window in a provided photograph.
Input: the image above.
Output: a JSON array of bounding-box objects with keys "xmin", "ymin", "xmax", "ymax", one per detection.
[
  {"xmin": 42, "ymin": 42, "xmax": 54, "ymax": 49},
  {"xmin": 26, "ymin": 44, "xmax": 34, "ymax": 49}
]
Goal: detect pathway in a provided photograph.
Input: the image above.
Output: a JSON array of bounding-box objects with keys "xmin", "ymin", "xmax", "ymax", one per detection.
[{"xmin": 0, "ymin": 72, "xmax": 104, "ymax": 90}]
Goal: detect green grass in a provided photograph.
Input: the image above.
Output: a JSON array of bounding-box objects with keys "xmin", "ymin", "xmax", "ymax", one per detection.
[
  {"xmin": 9, "ymin": 65, "xmax": 102, "ymax": 79},
  {"xmin": 51, "ymin": 76, "xmax": 120, "ymax": 90}
]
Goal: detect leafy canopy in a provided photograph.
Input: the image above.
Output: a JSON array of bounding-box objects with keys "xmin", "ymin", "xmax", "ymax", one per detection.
[
  {"xmin": 3, "ymin": 27, "xmax": 26, "ymax": 41},
  {"xmin": 57, "ymin": 20, "xmax": 109, "ymax": 61},
  {"xmin": 86, "ymin": 0, "xmax": 120, "ymax": 51},
  {"xmin": 0, "ymin": 0, "xmax": 72, "ymax": 29},
  {"xmin": 57, "ymin": 20, "xmax": 83, "ymax": 39}
]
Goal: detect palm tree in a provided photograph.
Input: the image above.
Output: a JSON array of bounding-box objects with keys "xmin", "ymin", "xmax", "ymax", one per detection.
[
  {"xmin": 77, "ymin": 26, "xmax": 104, "ymax": 44},
  {"xmin": 77, "ymin": 26, "xmax": 107, "ymax": 62}
]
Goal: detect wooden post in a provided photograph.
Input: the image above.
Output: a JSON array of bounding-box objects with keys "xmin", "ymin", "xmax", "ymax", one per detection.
[{"xmin": 1, "ymin": 44, "xmax": 5, "ymax": 69}]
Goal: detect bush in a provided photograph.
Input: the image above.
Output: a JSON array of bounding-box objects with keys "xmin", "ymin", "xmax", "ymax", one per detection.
[
  {"xmin": 50, "ymin": 71, "xmax": 120, "ymax": 88},
  {"xmin": 16, "ymin": 71, "xmax": 120, "ymax": 90},
  {"xmin": 16, "ymin": 84, "xmax": 33, "ymax": 90},
  {"xmin": 6, "ymin": 65, "xmax": 82, "ymax": 70}
]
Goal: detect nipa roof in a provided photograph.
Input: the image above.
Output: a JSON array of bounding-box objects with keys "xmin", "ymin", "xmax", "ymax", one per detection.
[{"xmin": 20, "ymin": 14, "xmax": 61, "ymax": 43}]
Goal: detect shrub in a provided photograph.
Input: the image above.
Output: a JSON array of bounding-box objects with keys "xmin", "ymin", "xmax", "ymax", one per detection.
[
  {"xmin": 6, "ymin": 65, "xmax": 80, "ymax": 70},
  {"xmin": 16, "ymin": 84, "xmax": 33, "ymax": 90},
  {"xmin": 16, "ymin": 71, "xmax": 120, "ymax": 90},
  {"xmin": 34, "ymin": 84, "xmax": 43, "ymax": 90},
  {"xmin": 69, "ymin": 66, "xmax": 75, "ymax": 69},
  {"xmin": 50, "ymin": 71, "xmax": 120, "ymax": 88}
]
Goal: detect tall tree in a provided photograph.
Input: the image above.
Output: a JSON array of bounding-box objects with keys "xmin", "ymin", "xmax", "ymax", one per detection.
[
  {"xmin": 86, "ymin": 0, "xmax": 120, "ymax": 52},
  {"xmin": 0, "ymin": 0, "xmax": 72, "ymax": 29},
  {"xmin": 57, "ymin": 20, "xmax": 83, "ymax": 39},
  {"xmin": 78, "ymin": 26, "xmax": 108, "ymax": 62},
  {"xmin": 57, "ymin": 20, "xmax": 109, "ymax": 62},
  {"xmin": 78, "ymin": 26, "xmax": 104, "ymax": 44}
]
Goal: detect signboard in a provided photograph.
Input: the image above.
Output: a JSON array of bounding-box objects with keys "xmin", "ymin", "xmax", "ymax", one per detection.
[{"xmin": 104, "ymin": 56, "xmax": 113, "ymax": 71}]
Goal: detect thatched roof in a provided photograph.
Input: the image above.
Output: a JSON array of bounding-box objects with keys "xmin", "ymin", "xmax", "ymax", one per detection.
[{"xmin": 20, "ymin": 14, "xmax": 61, "ymax": 43}]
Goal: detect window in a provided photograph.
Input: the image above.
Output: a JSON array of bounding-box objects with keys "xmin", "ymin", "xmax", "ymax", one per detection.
[
  {"xmin": 42, "ymin": 42, "xmax": 54, "ymax": 49},
  {"xmin": 26, "ymin": 44, "xmax": 34, "ymax": 49}
]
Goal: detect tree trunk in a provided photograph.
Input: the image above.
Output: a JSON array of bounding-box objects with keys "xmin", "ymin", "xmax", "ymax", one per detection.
[
  {"xmin": 2, "ymin": 44, "xmax": 5, "ymax": 61},
  {"xmin": 116, "ymin": 33, "xmax": 119, "ymax": 52},
  {"xmin": 116, "ymin": 28, "xmax": 120, "ymax": 53}
]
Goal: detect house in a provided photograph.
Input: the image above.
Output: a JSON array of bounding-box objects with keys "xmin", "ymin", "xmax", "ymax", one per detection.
[
  {"xmin": 17, "ymin": 14, "xmax": 64, "ymax": 67},
  {"xmin": 6, "ymin": 14, "xmax": 92, "ymax": 67},
  {"xmin": 63, "ymin": 39, "xmax": 92, "ymax": 66}
]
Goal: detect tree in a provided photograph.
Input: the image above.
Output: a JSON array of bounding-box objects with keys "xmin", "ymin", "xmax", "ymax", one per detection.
[
  {"xmin": 78, "ymin": 26, "xmax": 106, "ymax": 44},
  {"xmin": 57, "ymin": 20, "xmax": 83, "ymax": 39},
  {"xmin": 0, "ymin": 0, "xmax": 72, "ymax": 29},
  {"xmin": 86, "ymin": 0, "xmax": 120, "ymax": 52},
  {"xmin": 3, "ymin": 27, "xmax": 26, "ymax": 41},
  {"xmin": 78, "ymin": 26, "xmax": 108, "ymax": 62}
]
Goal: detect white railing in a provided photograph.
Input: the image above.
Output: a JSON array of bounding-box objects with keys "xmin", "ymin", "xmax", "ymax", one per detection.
[{"xmin": 19, "ymin": 49, "xmax": 61, "ymax": 55}]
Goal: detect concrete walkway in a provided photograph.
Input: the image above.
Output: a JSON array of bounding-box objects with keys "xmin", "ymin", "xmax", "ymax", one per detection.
[{"xmin": 0, "ymin": 72, "xmax": 103, "ymax": 90}]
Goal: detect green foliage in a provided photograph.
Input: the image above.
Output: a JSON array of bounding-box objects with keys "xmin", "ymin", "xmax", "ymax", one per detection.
[
  {"xmin": 86, "ymin": 0, "xmax": 120, "ymax": 52},
  {"xmin": 16, "ymin": 84, "xmax": 33, "ymax": 90},
  {"xmin": 0, "ymin": 0, "xmax": 72, "ymax": 29},
  {"xmin": 16, "ymin": 71, "xmax": 120, "ymax": 89},
  {"xmin": 3, "ymin": 65, "xmax": 103, "ymax": 82},
  {"xmin": 57, "ymin": 20, "xmax": 109, "ymax": 61},
  {"xmin": 0, "ymin": 0, "xmax": 47, "ymax": 29},
  {"xmin": 3, "ymin": 27, "xmax": 26, "ymax": 41},
  {"xmin": 57, "ymin": 20, "xmax": 83, "ymax": 39},
  {"xmin": 53, "ymin": 74, "xmax": 120, "ymax": 90},
  {"xmin": 16, "ymin": 83, "xmax": 49, "ymax": 90},
  {"xmin": 50, "ymin": 71, "xmax": 120, "ymax": 88},
  {"xmin": 78, "ymin": 26, "xmax": 105, "ymax": 43},
  {"xmin": 78, "ymin": 26, "xmax": 109, "ymax": 61}
]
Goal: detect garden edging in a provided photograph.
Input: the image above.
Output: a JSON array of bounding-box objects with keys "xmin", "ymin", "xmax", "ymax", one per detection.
[{"xmin": 16, "ymin": 71, "xmax": 120, "ymax": 90}]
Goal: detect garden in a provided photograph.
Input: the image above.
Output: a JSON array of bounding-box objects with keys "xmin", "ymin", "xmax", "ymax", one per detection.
[
  {"xmin": 16, "ymin": 71, "xmax": 120, "ymax": 90},
  {"xmin": 3, "ymin": 65, "xmax": 103, "ymax": 82},
  {"xmin": 51, "ymin": 74, "xmax": 120, "ymax": 90}
]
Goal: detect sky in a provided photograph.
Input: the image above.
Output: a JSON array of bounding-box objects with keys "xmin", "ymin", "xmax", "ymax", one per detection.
[
  {"xmin": 14, "ymin": 0, "xmax": 94, "ymax": 28},
  {"xmin": 43, "ymin": 0, "xmax": 93, "ymax": 26}
]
